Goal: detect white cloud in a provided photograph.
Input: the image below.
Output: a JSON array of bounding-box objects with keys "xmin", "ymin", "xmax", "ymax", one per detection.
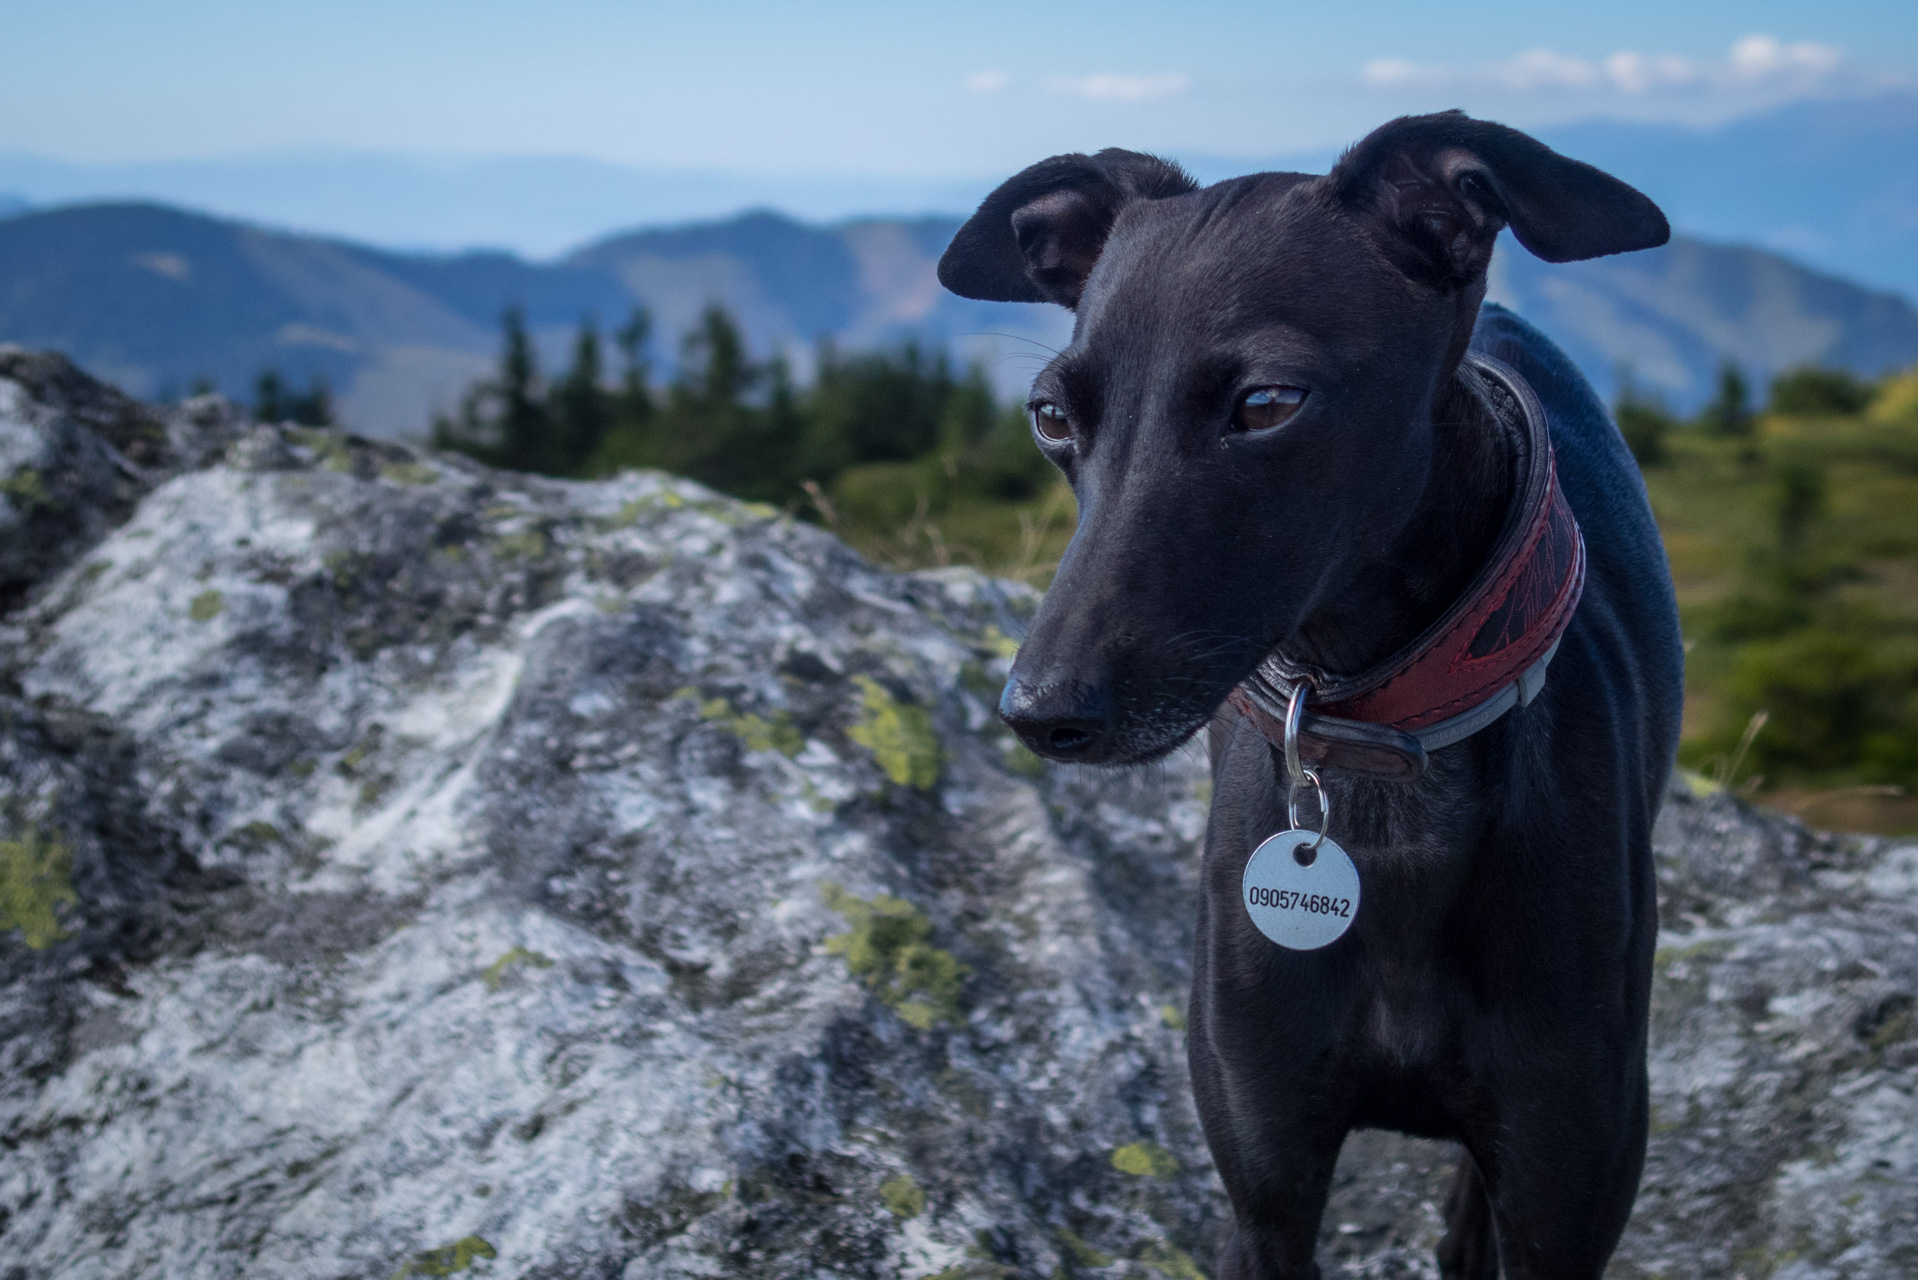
[
  {"xmin": 1498, "ymin": 48, "xmax": 1604, "ymax": 91},
  {"xmin": 1046, "ymin": 73, "xmax": 1189, "ymax": 103},
  {"xmin": 1727, "ymin": 34, "xmax": 1842, "ymax": 82},
  {"xmin": 965, "ymin": 70, "xmax": 1009, "ymax": 94},
  {"xmin": 1600, "ymin": 51, "xmax": 1698, "ymax": 95},
  {"xmin": 1361, "ymin": 58, "xmax": 1421, "ymax": 88},
  {"xmin": 1361, "ymin": 34, "xmax": 1850, "ymax": 99}
]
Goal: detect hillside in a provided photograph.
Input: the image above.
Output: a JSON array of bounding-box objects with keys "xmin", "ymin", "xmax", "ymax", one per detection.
[
  {"xmin": 1489, "ymin": 232, "xmax": 1918, "ymax": 409},
  {"xmin": 3, "ymin": 198, "xmax": 1917, "ymax": 436}
]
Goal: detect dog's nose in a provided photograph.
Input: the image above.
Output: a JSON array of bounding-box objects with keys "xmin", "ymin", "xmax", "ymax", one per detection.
[{"xmin": 999, "ymin": 677, "xmax": 1111, "ymax": 760}]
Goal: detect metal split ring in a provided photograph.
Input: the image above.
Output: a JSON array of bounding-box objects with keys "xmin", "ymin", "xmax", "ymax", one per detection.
[{"xmin": 1283, "ymin": 683, "xmax": 1330, "ymax": 850}]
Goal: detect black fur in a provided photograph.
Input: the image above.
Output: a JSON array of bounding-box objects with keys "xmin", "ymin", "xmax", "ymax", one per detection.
[{"xmin": 941, "ymin": 112, "xmax": 1683, "ymax": 1278}]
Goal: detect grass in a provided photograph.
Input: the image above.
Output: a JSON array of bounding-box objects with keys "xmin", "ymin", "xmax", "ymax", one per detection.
[{"xmin": 805, "ymin": 472, "xmax": 1078, "ymax": 589}]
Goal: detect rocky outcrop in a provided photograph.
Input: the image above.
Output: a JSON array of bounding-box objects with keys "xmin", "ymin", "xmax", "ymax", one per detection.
[{"xmin": 0, "ymin": 358, "xmax": 1913, "ymax": 1279}]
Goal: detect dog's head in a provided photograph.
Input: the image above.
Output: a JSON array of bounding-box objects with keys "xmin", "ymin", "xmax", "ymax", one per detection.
[{"xmin": 940, "ymin": 111, "xmax": 1666, "ymax": 765}]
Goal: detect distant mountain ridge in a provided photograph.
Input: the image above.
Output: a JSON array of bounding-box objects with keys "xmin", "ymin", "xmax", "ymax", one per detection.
[
  {"xmin": 1539, "ymin": 95, "xmax": 1918, "ymax": 304},
  {"xmin": 5, "ymin": 94, "xmax": 1916, "ymax": 299},
  {"xmin": 2, "ymin": 198, "xmax": 1916, "ymax": 437}
]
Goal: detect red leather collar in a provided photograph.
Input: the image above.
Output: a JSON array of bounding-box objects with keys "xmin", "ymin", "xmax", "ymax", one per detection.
[{"xmin": 1227, "ymin": 354, "xmax": 1586, "ymax": 782}]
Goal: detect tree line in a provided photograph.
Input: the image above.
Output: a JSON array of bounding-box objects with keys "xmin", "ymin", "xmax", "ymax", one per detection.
[
  {"xmin": 428, "ymin": 305, "xmax": 1052, "ymax": 512},
  {"xmin": 1613, "ymin": 360, "xmax": 1878, "ymax": 466}
]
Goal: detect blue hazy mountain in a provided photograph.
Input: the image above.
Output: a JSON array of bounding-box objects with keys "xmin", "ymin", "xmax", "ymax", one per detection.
[
  {"xmin": 0, "ymin": 151, "xmax": 988, "ymax": 260},
  {"xmin": 1, "ymin": 199, "xmax": 1915, "ymax": 437},
  {"xmin": 1489, "ymin": 232, "xmax": 1918, "ymax": 409},
  {"xmin": 1536, "ymin": 95, "xmax": 1918, "ymax": 305},
  {"xmin": 4, "ymin": 94, "xmax": 1914, "ymax": 301},
  {"xmin": 1143, "ymin": 93, "xmax": 1918, "ymax": 305}
]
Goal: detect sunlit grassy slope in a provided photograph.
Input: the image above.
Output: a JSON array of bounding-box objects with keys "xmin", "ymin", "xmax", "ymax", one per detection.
[{"xmin": 1647, "ymin": 368, "xmax": 1918, "ymax": 832}]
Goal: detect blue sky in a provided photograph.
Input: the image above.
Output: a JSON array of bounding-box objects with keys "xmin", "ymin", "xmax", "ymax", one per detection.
[{"xmin": 4, "ymin": 0, "xmax": 1914, "ymax": 173}]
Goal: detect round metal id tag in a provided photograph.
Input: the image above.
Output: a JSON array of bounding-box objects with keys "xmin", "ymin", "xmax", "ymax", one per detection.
[{"xmin": 1241, "ymin": 830, "xmax": 1361, "ymax": 950}]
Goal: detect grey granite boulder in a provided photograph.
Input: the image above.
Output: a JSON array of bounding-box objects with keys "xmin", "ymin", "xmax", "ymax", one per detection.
[{"xmin": 0, "ymin": 359, "xmax": 1912, "ymax": 1279}]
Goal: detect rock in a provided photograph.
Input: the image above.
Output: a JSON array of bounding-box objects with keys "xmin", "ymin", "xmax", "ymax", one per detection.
[
  {"xmin": 0, "ymin": 357, "xmax": 1913, "ymax": 1279},
  {"xmin": 0, "ymin": 346, "xmax": 245, "ymax": 614}
]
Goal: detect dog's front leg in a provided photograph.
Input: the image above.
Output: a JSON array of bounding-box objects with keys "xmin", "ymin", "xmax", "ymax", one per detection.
[
  {"xmin": 1187, "ymin": 927, "xmax": 1350, "ymax": 1278},
  {"xmin": 1186, "ymin": 1022, "xmax": 1344, "ymax": 1280},
  {"xmin": 1214, "ymin": 1163, "xmax": 1341, "ymax": 1280}
]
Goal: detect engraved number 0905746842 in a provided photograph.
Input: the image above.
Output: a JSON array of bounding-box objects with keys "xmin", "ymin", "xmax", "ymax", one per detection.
[{"xmin": 1245, "ymin": 886, "xmax": 1351, "ymax": 918}]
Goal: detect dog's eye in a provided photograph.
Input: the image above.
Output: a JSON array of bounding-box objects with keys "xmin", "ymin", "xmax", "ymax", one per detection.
[
  {"xmin": 1232, "ymin": 386, "xmax": 1307, "ymax": 435},
  {"xmin": 1030, "ymin": 400, "xmax": 1073, "ymax": 443}
]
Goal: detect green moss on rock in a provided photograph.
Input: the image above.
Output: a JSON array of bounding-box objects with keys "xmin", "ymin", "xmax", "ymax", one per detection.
[
  {"xmin": 380, "ymin": 460, "xmax": 438, "ymax": 486},
  {"xmin": 822, "ymin": 882, "xmax": 967, "ymax": 1029},
  {"xmin": 481, "ymin": 947, "xmax": 555, "ymax": 991},
  {"xmin": 494, "ymin": 528, "xmax": 549, "ymax": 560},
  {"xmin": 880, "ymin": 1172, "xmax": 926, "ymax": 1219},
  {"xmin": 391, "ymin": 1234, "xmax": 496, "ymax": 1278},
  {"xmin": 1138, "ymin": 1239, "xmax": 1208, "ymax": 1280},
  {"xmin": 1, "ymin": 825, "xmax": 77, "ymax": 950},
  {"xmin": 675, "ymin": 688, "xmax": 804, "ymax": 757},
  {"xmin": 188, "ymin": 589, "xmax": 225, "ymax": 621},
  {"xmin": 1, "ymin": 467, "xmax": 56, "ymax": 512},
  {"xmin": 1055, "ymin": 1227, "xmax": 1113, "ymax": 1269},
  {"xmin": 290, "ymin": 428, "xmax": 355, "ymax": 473},
  {"xmin": 1110, "ymin": 1142, "xmax": 1178, "ymax": 1178},
  {"xmin": 847, "ymin": 676, "xmax": 940, "ymax": 788}
]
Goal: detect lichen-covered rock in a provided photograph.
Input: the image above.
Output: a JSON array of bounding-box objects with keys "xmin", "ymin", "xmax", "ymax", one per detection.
[
  {"xmin": 0, "ymin": 359, "xmax": 1912, "ymax": 1279},
  {"xmin": 0, "ymin": 346, "xmax": 245, "ymax": 613}
]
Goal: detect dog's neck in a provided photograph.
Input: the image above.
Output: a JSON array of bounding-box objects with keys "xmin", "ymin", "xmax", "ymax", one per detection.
[{"xmin": 1286, "ymin": 364, "xmax": 1516, "ymax": 679}]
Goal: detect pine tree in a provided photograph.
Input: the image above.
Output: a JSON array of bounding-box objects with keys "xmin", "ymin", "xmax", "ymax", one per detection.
[
  {"xmin": 550, "ymin": 316, "xmax": 610, "ymax": 475},
  {"xmin": 254, "ymin": 370, "xmax": 285, "ymax": 423},
  {"xmin": 664, "ymin": 305, "xmax": 756, "ymax": 482},
  {"xmin": 613, "ymin": 307, "xmax": 655, "ymax": 431},
  {"xmin": 496, "ymin": 306, "xmax": 551, "ymax": 473},
  {"xmin": 1701, "ymin": 361, "xmax": 1754, "ymax": 437},
  {"xmin": 287, "ymin": 375, "xmax": 332, "ymax": 426}
]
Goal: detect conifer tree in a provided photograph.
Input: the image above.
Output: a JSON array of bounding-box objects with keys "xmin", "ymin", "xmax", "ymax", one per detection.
[
  {"xmin": 1701, "ymin": 361, "xmax": 1754, "ymax": 437},
  {"xmin": 254, "ymin": 369, "xmax": 333, "ymax": 426},
  {"xmin": 551, "ymin": 316, "xmax": 610, "ymax": 475},
  {"xmin": 656, "ymin": 306, "xmax": 758, "ymax": 493},
  {"xmin": 255, "ymin": 369, "xmax": 286, "ymax": 424},
  {"xmin": 613, "ymin": 307, "xmax": 655, "ymax": 430},
  {"xmin": 585, "ymin": 308, "xmax": 660, "ymax": 474},
  {"xmin": 495, "ymin": 306, "xmax": 550, "ymax": 473}
]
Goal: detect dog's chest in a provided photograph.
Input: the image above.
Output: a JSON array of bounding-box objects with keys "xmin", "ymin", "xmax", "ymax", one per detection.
[{"xmin": 1347, "ymin": 955, "xmax": 1452, "ymax": 1068}]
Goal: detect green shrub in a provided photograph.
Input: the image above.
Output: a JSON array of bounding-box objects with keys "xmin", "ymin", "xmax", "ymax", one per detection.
[
  {"xmin": 1612, "ymin": 371, "xmax": 1675, "ymax": 466},
  {"xmin": 1773, "ymin": 461, "xmax": 1827, "ymax": 550},
  {"xmin": 1769, "ymin": 366, "xmax": 1874, "ymax": 417},
  {"xmin": 1707, "ymin": 628, "xmax": 1918, "ymax": 783},
  {"xmin": 1698, "ymin": 361, "xmax": 1755, "ymax": 437},
  {"xmin": 1616, "ymin": 400, "xmax": 1672, "ymax": 466}
]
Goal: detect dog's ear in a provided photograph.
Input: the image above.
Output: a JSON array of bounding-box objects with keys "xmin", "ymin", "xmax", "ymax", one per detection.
[
  {"xmin": 939, "ymin": 149, "xmax": 1198, "ymax": 308},
  {"xmin": 1331, "ymin": 111, "xmax": 1668, "ymax": 289}
]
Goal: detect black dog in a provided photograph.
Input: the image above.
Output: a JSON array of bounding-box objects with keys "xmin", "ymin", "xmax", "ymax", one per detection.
[{"xmin": 939, "ymin": 112, "xmax": 1683, "ymax": 1278}]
